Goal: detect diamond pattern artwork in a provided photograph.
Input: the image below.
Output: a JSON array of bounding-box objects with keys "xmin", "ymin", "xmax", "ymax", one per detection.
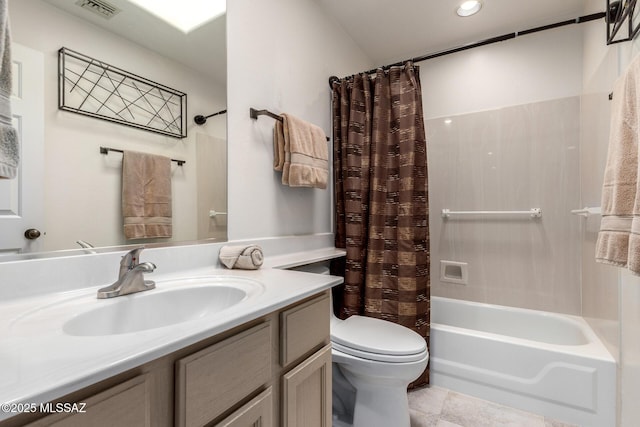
[{"xmin": 58, "ymin": 47, "xmax": 187, "ymax": 139}]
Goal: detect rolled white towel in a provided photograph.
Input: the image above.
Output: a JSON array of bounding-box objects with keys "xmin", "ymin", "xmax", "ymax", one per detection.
[{"xmin": 219, "ymin": 245, "xmax": 264, "ymax": 270}]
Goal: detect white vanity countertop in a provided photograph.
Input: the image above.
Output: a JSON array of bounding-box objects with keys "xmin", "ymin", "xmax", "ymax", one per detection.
[
  {"xmin": 262, "ymin": 247, "xmax": 346, "ymax": 269},
  {"xmin": 0, "ymin": 248, "xmax": 345, "ymax": 420}
]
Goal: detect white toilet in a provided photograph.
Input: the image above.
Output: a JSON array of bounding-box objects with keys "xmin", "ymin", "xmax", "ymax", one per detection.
[
  {"xmin": 330, "ymin": 308, "xmax": 429, "ymax": 427},
  {"xmin": 289, "ymin": 262, "xmax": 429, "ymax": 427}
]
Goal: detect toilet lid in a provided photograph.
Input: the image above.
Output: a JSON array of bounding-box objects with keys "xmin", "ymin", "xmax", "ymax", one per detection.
[{"xmin": 331, "ymin": 315, "xmax": 427, "ymax": 362}]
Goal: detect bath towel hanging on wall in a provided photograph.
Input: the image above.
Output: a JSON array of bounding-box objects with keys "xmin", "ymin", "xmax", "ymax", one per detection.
[
  {"xmin": 122, "ymin": 150, "xmax": 173, "ymax": 239},
  {"xmin": 596, "ymin": 54, "xmax": 640, "ymax": 274},
  {"xmin": 0, "ymin": 0, "xmax": 19, "ymax": 179},
  {"xmin": 331, "ymin": 61, "xmax": 430, "ymax": 386},
  {"xmin": 273, "ymin": 113, "xmax": 329, "ymax": 189}
]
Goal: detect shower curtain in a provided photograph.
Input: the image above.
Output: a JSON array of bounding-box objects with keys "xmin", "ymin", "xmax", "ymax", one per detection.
[{"xmin": 332, "ymin": 62, "xmax": 430, "ymax": 386}]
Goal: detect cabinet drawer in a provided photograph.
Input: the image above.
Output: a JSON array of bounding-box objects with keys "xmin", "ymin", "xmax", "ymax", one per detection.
[
  {"xmin": 25, "ymin": 375, "xmax": 151, "ymax": 427},
  {"xmin": 176, "ymin": 322, "xmax": 272, "ymax": 427},
  {"xmin": 214, "ymin": 387, "xmax": 273, "ymax": 427},
  {"xmin": 281, "ymin": 292, "xmax": 330, "ymax": 367}
]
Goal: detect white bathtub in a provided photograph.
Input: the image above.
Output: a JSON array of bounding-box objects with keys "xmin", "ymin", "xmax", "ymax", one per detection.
[{"xmin": 430, "ymin": 296, "xmax": 616, "ymax": 427}]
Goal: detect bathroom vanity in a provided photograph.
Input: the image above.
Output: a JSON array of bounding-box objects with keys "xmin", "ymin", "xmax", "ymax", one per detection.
[
  {"xmin": 0, "ymin": 246, "xmax": 344, "ymax": 427},
  {"xmin": 2, "ymin": 291, "xmax": 331, "ymax": 427}
]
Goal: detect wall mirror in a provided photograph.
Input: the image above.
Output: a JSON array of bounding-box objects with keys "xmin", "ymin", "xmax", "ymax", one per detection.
[{"xmin": 2, "ymin": 0, "xmax": 227, "ymax": 261}]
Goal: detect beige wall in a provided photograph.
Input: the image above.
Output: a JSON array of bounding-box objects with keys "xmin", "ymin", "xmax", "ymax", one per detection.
[
  {"xmin": 580, "ymin": 0, "xmax": 640, "ymax": 424},
  {"xmin": 9, "ymin": 0, "xmax": 226, "ymax": 251},
  {"xmin": 423, "ymin": 25, "xmax": 584, "ymax": 314},
  {"xmin": 226, "ymin": 0, "xmax": 373, "ymax": 241},
  {"xmin": 427, "ymin": 97, "xmax": 581, "ymax": 314},
  {"xmin": 580, "ymin": 11, "xmax": 621, "ymax": 374},
  {"xmin": 615, "ymin": 39, "xmax": 640, "ymax": 427}
]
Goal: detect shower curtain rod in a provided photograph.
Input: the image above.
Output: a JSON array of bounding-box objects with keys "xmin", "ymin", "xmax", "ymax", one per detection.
[
  {"xmin": 194, "ymin": 109, "xmax": 227, "ymax": 125},
  {"xmin": 328, "ymin": 11, "xmax": 606, "ymax": 86}
]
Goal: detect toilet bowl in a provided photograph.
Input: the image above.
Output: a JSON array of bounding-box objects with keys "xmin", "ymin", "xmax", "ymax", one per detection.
[
  {"xmin": 330, "ymin": 313, "xmax": 429, "ymax": 427},
  {"xmin": 287, "ymin": 261, "xmax": 429, "ymax": 427}
]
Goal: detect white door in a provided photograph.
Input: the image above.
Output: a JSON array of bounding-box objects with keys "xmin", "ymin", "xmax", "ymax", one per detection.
[{"xmin": 0, "ymin": 43, "xmax": 44, "ymax": 254}]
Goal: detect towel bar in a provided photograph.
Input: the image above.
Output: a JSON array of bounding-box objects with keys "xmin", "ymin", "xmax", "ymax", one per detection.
[
  {"xmin": 100, "ymin": 146, "xmax": 185, "ymax": 166},
  {"xmin": 249, "ymin": 108, "xmax": 330, "ymax": 141},
  {"xmin": 250, "ymin": 108, "xmax": 283, "ymax": 122}
]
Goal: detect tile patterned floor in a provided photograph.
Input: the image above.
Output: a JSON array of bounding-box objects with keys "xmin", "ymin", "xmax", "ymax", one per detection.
[{"xmin": 408, "ymin": 386, "xmax": 577, "ymax": 427}]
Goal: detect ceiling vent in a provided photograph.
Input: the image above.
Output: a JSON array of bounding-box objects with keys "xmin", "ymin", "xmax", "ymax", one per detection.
[{"xmin": 75, "ymin": 0, "xmax": 121, "ymax": 19}]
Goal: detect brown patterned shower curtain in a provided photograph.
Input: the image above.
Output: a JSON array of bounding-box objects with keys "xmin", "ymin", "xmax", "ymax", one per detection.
[{"xmin": 332, "ymin": 62, "xmax": 430, "ymax": 386}]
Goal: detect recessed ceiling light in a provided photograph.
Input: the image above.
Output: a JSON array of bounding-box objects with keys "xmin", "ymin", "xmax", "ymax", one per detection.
[
  {"xmin": 125, "ymin": 0, "xmax": 225, "ymax": 33},
  {"xmin": 456, "ymin": 0, "xmax": 482, "ymax": 17}
]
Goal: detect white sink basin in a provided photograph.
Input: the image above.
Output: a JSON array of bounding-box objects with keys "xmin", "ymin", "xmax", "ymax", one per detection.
[
  {"xmin": 9, "ymin": 276, "xmax": 263, "ymax": 337},
  {"xmin": 62, "ymin": 276, "xmax": 262, "ymax": 336}
]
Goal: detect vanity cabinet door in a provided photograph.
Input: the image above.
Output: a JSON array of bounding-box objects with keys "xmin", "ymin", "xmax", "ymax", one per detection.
[
  {"xmin": 175, "ymin": 321, "xmax": 272, "ymax": 427},
  {"xmin": 24, "ymin": 375, "xmax": 151, "ymax": 427},
  {"xmin": 282, "ymin": 344, "xmax": 332, "ymax": 427},
  {"xmin": 214, "ymin": 388, "xmax": 273, "ymax": 427}
]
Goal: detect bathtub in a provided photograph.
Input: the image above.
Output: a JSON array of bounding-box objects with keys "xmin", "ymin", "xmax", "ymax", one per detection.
[{"xmin": 430, "ymin": 296, "xmax": 616, "ymax": 427}]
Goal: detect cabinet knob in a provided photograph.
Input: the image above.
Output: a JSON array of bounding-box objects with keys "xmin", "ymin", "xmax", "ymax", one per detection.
[{"xmin": 24, "ymin": 228, "xmax": 41, "ymax": 240}]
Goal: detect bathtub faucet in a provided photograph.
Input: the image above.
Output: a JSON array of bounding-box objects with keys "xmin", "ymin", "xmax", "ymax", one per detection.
[{"xmin": 97, "ymin": 247, "xmax": 156, "ymax": 299}]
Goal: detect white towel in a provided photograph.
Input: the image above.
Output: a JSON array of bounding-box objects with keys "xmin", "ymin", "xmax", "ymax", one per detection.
[
  {"xmin": 219, "ymin": 245, "xmax": 264, "ymax": 270},
  {"xmin": 596, "ymin": 54, "xmax": 640, "ymax": 274},
  {"xmin": 0, "ymin": 0, "xmax": 18, "ymax": 180}
]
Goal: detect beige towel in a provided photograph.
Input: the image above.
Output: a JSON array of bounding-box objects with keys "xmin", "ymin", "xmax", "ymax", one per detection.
[
  {"xmin": 122, "ymin": 150, "xmax": 172, "ymax": 239},
  {"xmin": 0, "ymin": 1, "xmax": 18, "ymax": 180},
  {"xmin": 596, "ymin": 55, "xmax": 640, "ymax": 274},
  {"xmin": 273, "ymin": 120, "xmax": 285, "ymax": 171},
  {"xmin": 219, "ymin": 245, "xmax": 264, "ymax": 269},
  {"xmin": 281, "ymin": 113, "xmax": 328, "ymax": 189}
]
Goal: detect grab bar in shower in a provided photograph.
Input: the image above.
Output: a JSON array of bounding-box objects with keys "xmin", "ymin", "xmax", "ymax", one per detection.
[
  {"xmin": 441, "ymin": 208, "xmax": 542, "ymax": 219},
  {"xmin": 570, "ymin": 207, "xmax": 602, "ymax": 217},
  {"xmin": 209, "ymin": 210, "xmax": 228, "ymax": 218}
]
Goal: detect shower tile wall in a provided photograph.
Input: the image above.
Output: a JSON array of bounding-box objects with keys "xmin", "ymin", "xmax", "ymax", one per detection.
[
  {"xmin": 579, "ymin": 91, "xmax": 619, "ymax": 355},
  {"xmin": 427, "ymin": 97, "xmax": 581, "ymax": 314}
]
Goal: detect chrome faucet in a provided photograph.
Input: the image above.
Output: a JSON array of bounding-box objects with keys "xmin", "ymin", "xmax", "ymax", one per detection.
[
  {"xmin": 97, "ymin": 247, "xmax": 156, "ymax": 299},
  {"xmin": 76, "ymin": 240, "xmax": 94, "ymax": 249},
  {"xmin": 76, "ymin": 240, "xmax": 97, "ymax": 254}
]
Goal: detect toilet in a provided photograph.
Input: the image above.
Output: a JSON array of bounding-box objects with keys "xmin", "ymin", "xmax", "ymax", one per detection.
[{"xmin": 289, "ymin": 262, "xmax": 429, "ymax": 427}]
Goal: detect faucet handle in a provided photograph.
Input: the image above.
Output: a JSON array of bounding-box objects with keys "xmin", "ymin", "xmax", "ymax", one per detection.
[{"xmin": 120, "ymin": 247, "xmax": 146, "ymax": 269}]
